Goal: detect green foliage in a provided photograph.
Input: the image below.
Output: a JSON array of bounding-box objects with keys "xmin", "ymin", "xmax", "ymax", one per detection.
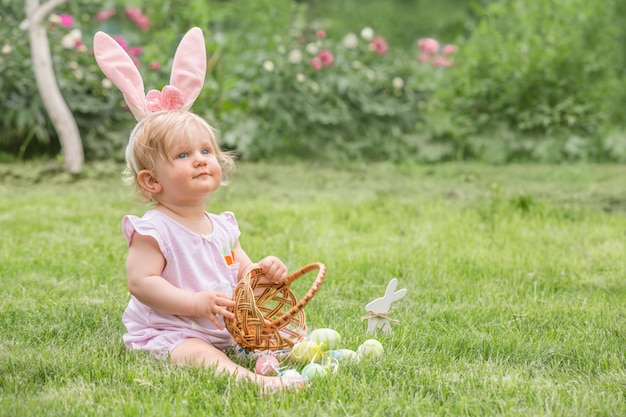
[
  {"xmin": 218, "ymin": 24, "xmax": 440, "ymax": 161},
  {"xmin": 306, "ymin": 0, "xmax": 481, "ymax": 48},
  {"xmin": 0, "ymin": 0, "xmax": 453, "ymax": 163},
  {"xmin": 0, "ymin": 1, "xmax": 143, "ymax": 162},
  {"xmin": 0, "ymin": 2, "xmax": 57, "ymax": 160},
  {"xmin": 430, "ymin": 0, "xmax": 626, "ymax": 161},
  {"xmin": 1, "ymin": 0, "xmax": 625, "ymax": 164}
]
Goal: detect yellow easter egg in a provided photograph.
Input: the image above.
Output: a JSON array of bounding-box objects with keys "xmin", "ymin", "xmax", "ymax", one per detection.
[{"xmin": 289, "ymin": 340, "xmax": 322, "ymax": 363}]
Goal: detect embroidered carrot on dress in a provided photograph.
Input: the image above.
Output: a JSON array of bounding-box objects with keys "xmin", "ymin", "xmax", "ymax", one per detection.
[{"xmin": 223, "ymin": 240, "xmax": 235, "ymax": 265}]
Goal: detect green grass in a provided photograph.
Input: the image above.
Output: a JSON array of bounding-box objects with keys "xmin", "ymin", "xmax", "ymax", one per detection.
[{"xmin": 1, "ymin": 161, "xmax": 625, "ymax": 416}]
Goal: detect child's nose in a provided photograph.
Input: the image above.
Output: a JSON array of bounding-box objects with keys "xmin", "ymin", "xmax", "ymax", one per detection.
[{"xmin": 194, "ymin": 152, "xmax": 209, "ymax": 166}]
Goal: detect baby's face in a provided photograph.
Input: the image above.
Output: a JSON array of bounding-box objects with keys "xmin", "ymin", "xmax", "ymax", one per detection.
[{"xmin": 152, "ymin": 125, "xmax": 223, "ymax": 205}]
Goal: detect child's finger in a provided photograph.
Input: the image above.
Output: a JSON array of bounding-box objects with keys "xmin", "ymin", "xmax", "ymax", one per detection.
[
  {"xmin": 209, "ymin": 313, "xmax": 225, "ymax": 330},
  {"xmin": 217, "ymin": 305, "xmax": 235, "ymax": 320},
  {"xmin": 260, "ymin": 258, "xmax": 287, "ymax": 281},
  {"xmin": 214, "ymin": 296, "xmax": 234, "ymax": 308},
  {"xmin": 215, "ymin": 295, "xmax": 236, "ymax": 309}
]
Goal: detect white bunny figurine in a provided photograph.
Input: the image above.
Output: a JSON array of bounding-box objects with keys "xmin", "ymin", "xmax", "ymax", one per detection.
[{"xmin": 364, "ymin": 278, "xmax": 407, "ymax": 334}]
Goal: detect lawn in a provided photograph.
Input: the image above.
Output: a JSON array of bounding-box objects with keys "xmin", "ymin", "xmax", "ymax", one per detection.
[{"xmin": 1, "ymin": 161, "xmax": 625, "ymax": 416}]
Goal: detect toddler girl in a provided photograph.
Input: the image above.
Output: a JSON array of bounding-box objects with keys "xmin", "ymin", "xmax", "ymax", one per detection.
[{"xmin": 94, "ymin": 28, "xmax": 303, "ymax": 392}]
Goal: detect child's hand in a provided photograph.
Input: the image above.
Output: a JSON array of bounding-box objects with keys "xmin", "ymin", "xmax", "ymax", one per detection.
[
  {"xmin": 259, "ymin": 256, "xmax": 288, "ymax": 284},
  {"xmin": 191, "ymin": 291, "xmax": 236, "ymax": 330}
]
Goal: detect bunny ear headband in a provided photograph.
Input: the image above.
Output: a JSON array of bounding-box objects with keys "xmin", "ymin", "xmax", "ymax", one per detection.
[{"xmin": 93, "ymin": 27, "xmax": 207, "ymax": 172}]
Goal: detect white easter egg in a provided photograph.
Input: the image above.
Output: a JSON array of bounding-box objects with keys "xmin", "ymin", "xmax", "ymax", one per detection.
[
  {"xmin": 337, "ymin": 349, "xmax": 359, "ymax": 362},
  {"xmin": 308, "ymin": 328, "xmax": 342, "ymax": 351},
  {"xmin": 357, "ymin": 339, "xmax": 384, "ymax": 360},
  {"xmin": 279, "ymin": 369, "xmax": 301, "ymax": 378}
]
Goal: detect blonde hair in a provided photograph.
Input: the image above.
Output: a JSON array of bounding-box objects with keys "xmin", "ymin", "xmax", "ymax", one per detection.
[{"xmin": 123, "ymin": 111, "xmax": 236, "ymax": 202}]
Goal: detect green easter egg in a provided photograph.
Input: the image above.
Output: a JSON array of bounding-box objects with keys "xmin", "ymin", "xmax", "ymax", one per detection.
[
  {"xmin": 308, "ymin": 328, "xmax": 342, "ymax": 351},
  {"xmin": 301, "ymin": 363, "xmax": 327, "ymax": 380},
  {"xmin": 357, "ymin": 339, "xmax": 384, "ymax": 360}
]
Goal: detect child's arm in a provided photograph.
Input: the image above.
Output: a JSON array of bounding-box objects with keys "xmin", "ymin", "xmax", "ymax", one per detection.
[{"xmin": 126, "ymin": 233, "xmax": 235, "ymax": 329}]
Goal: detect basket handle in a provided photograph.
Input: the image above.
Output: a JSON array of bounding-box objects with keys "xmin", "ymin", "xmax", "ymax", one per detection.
[{"xmin": 265, "ymin": 262, "xmax": 326, "ymax": 330}]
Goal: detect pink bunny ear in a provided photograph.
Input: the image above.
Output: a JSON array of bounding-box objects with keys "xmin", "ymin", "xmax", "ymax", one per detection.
[
  {"xmin": 169, "ymin": 27, "xmax": 207, "ymax": 111},
  {"xmin": 93, "ymin": 31, "xmax": 147, "ymax": 120}
]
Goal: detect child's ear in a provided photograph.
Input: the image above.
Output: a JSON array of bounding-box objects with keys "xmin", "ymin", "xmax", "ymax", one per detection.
[{"xmin": 137, "ymin": 170, "xmax": 162, "ymax": 195}]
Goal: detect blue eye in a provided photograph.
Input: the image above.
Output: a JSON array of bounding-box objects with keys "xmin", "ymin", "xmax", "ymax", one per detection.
[
  {"xmin": 177, "ymin": 152, "xmax": 188, "ymax": 159},
  {"xmin": 202, "ymin": 149, "xmax": 211, "ymax": 155}
]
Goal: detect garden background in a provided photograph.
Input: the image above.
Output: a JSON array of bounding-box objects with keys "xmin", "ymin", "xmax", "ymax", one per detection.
[
  {"xmin": 1, "ymin": 1, "xmax": 626, "ymax": 416},
  {"xmin": 1, "ymin": 0, "xmax": 625, "ymax": 166}
]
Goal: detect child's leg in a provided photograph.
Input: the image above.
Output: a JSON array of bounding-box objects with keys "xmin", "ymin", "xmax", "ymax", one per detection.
[{"xmin": 170, "ymin": 338, "xmax": 302, "ymax": 391}]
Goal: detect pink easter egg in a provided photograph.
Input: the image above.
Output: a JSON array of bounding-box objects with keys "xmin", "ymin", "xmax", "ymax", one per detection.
[{"xmin": 255, "ymin": 355, "xmax": 280, "ymax": 376}]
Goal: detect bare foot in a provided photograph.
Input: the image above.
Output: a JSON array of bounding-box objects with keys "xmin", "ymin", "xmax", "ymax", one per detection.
[{"xmin": 260, "ymin": 375, "xmax": 307, "ymax": 396}]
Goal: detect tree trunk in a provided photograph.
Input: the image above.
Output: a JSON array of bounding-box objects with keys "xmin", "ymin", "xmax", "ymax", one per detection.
[{"xmin": 24, "ymin": 0, "xmax": 84, "ymax": 173}]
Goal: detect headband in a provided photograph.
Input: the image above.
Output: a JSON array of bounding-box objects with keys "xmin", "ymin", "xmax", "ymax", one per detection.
[{"xmin": 93, "ymin": 27, "xmax": 207, "ymax": 172}]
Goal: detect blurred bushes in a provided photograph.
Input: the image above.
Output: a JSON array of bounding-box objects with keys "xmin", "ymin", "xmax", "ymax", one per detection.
[
  {"xmin": 218, "ymin": 26, "xmax": 445, "ymax": 161},
  {"xmin": 0, "ymin": 1, "xmax": 139, "ymax": 162},
  {"xmin": 304, "ymin": 0, "xmax": 482, "ymax": 48},
  {"xmin": 0, "ymin": 0, "xmax": 624, "ymax": 164},
  {"xmin": 429, "ymin": 0, "xmax": 626, "ymax": 162}
]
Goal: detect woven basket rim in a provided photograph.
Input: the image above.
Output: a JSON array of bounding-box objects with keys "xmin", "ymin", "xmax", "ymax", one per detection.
[{"xmin": 225, "ymin": 262, "xmax": 326, "ymax": 351}]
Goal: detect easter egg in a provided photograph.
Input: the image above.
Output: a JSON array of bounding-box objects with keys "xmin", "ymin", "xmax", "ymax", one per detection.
[
  {"xmin": 289, "ymin": 340, "xmax": 322, "ymax": 363},
  {"xmin": 308, "ymin": 328, "xmax": 342, "ymax": 351},
  {"xmin": 301, "ymin": 363, "xmax": 327, "ymax": 380},
  {"xmin": 323, "ymin": 350, "xmax": 343, "ymax": 360},
  {"xmin": 357, "ymin": 339, "xmax": 384, "ymax": 360},
  {"xmin": 337, "ymin": 349, "xmax": 359, "ymax": 362},
  {"xmin": 279, "ymin": 369, "xmax": 301, "ymax": 378},
  {"xmin": 255, "ymin": 355, "xmax": 280, "ymax": 376},
  {"xmin": 319, "ymin": 356, "xmax": 340, "ymax": 373}
]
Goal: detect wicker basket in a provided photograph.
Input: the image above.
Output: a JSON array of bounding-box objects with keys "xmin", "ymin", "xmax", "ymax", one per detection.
[{"xmin": 225, "ymin": 262, "xmax": 326, "ymax": 351}]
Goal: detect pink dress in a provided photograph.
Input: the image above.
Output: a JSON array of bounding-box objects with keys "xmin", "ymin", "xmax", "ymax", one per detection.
[{"xmin": 121, "ymin": 210, "xmax": 241, "ymax": 359}]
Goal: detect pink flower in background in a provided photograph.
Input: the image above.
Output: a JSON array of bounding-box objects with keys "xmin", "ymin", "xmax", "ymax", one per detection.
[
  {"xmin": 95, "ymin": 9, "xmax": 116, "ymax": 21},
  {"xmin": 418, "ymin": 52, "xmax": 431, "ymax": 63},
  {"xmin": 432, "ymin": 55, "xmax": 453, "ymax": 68},
  {"xmin": 149, "ymin": 61, "xmax": 161, "ymax": 70},
  {"xmin": 417, "ymin": 38, "xmax": 439, "ymax": 54},
  {"xmin": 310, "ymin": 56, "xmax": 323, "ymax": 71},
  {"xmin": 309, "ymin": 49, "xmax": 334, "ymax": 70},
  {"xmin": 318, "ymin": 49, "xmax": 334, "ymax": 67},
  {"xmin": 128, "ymin": 46, "xmax": 143, "ymax": 56},
  {"xmin": 442, "ymin": 44, "xmax": 456, "ymax": 56},
  {"xmin": 417, "ymin": 38, "xmax": 456, "ymax": 68},
  {"xmin": 113, "ymin": 35, "xmax": 128, "ymax": 50},
  {"xmin": 59, "ymin": 14, "xmax": 74, "ymax": 28},
  {"xmin": 370, "ymin": 36, "xmax": 389, "ymax": 56},
  {"xmin": 125, "ymin": 6, "xmax": 150, "ymax": 31},
  {"xmin": 125, "ymin": 6, "xmax": 140, "ymax": 18},
  {"xmin": 134, "ymin": 15, "xmax": 150, "ymax": 31},
  {"xmin": 316, "ymin": 29, "xmax": 326, "ymax": 39}
]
